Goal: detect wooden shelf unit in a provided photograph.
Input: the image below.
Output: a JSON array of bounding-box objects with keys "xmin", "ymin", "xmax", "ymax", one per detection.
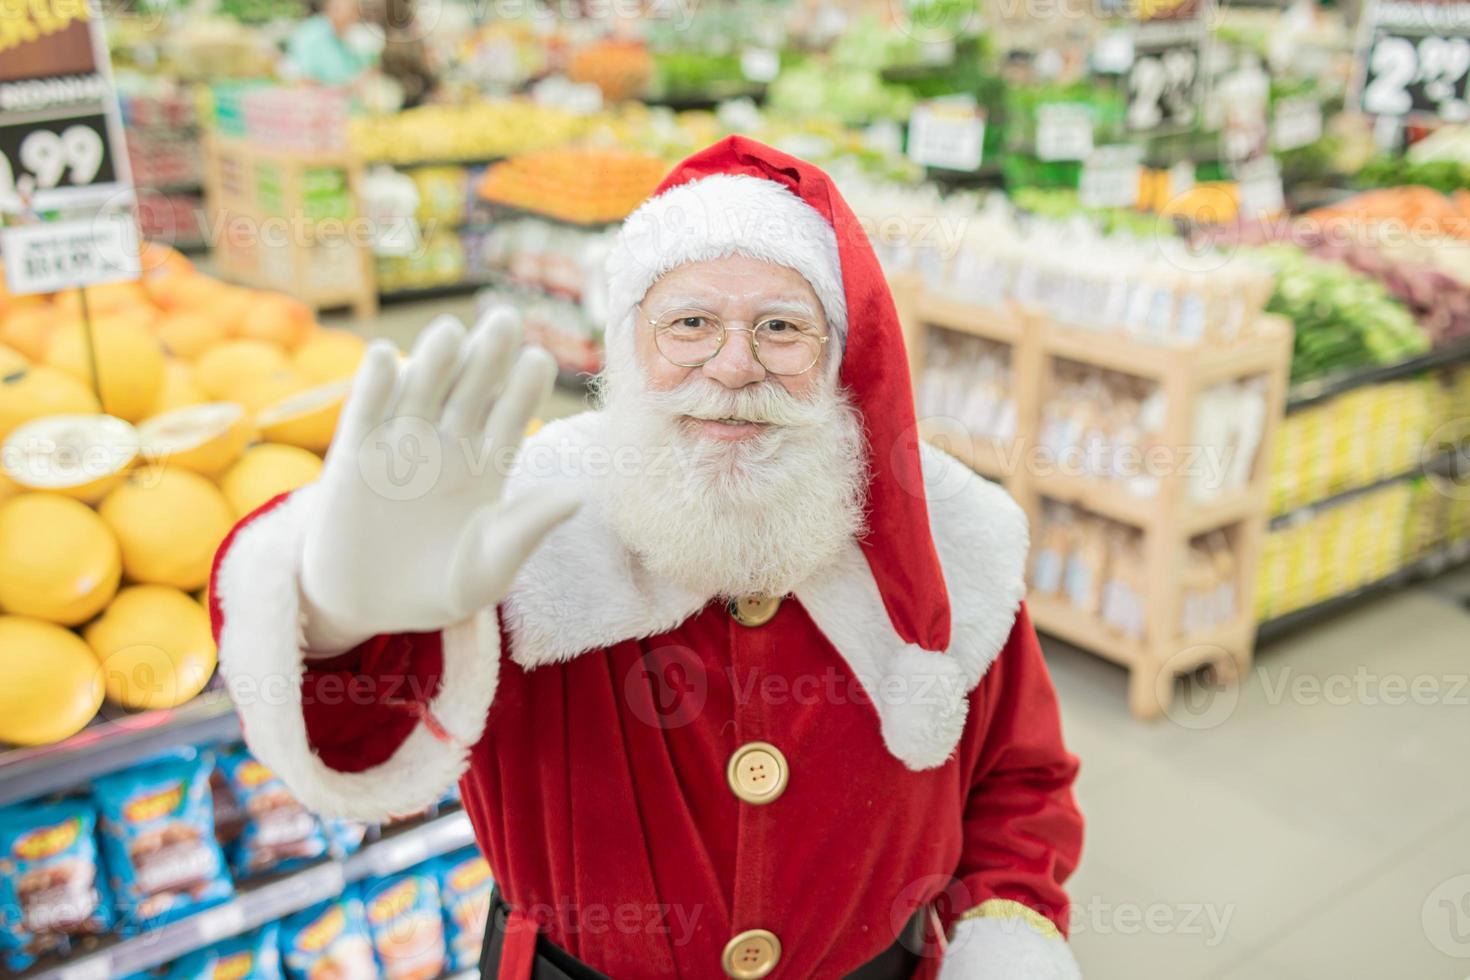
[
  {"xmin": 894, "ymin": 276, "xmax": 1294, "ymax": 719},
  {"xmin": 202, "ymin": 133, "xmax": 378, "ymax": 320}
]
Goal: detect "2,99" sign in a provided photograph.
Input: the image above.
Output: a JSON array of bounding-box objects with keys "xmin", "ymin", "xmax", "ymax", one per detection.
[
  {"xmin": 0, "ymin": 113, "xmax": 115, "ymax": 206},
  {"xmin": 1359, "ymin": 1, "xmax": 1470, "ymax": 122}
]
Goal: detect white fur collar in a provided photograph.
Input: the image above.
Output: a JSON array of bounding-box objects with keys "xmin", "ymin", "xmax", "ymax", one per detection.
[{"xmin": 504, "ymin": 412, "xmax": 1029, "ymax": 770}]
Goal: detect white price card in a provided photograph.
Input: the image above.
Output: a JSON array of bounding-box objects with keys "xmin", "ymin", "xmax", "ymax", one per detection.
[
  {"xmin": 907, "ymin": 99, "xmax": 986, "ymax": 172},
  {"xmin": 1358, "ymin": 2, "xmax": 1470, "ymax": 123},
  {"xmin": 740, "ymin": 47, "xmax": 780, "ymax": 83},
  {"xmin": 57, "ymin": 957, "xmax": 111, "ymax": 980},
  {"xmin": 195, "ymin": 903, "xmax": 248, "ymax": 943},
  {"xmin": 1271, "ymin": 96, "xmax": 1324, "ymax": 150},
  {"xmin": 1078, "ymin": 146, "xmax": 1144, "ymax": 210},
  {"xmin": 2, "ymin": 214, "xmax": 140, "ymax": 296},
  {"xmin": 1036, "ymin": 103, "xmax": 1094, "ymax": 161},
  {"xmin": 1236, "ymin": 157, "xmax": 1285, "ymax": 217}
]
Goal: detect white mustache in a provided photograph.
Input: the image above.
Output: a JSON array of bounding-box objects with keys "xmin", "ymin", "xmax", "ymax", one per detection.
[{"xmin": 644, "ymin": 377, "xmax": 833, "ymax": 429}]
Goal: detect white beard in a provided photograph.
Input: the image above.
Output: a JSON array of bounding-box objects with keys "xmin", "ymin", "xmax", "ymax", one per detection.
[{"xmin": 593, "ymin": 356, "xmax": 868, "ymax": 601}]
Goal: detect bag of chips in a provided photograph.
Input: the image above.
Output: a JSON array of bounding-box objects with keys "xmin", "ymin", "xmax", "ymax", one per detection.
[
  {"xmin": 432, "ymin": 847, "xmax": 493, "ymax": 971},
  {"xmin": 214, "ymin": 748, "xmax": 327, "ymax": 877},
  {"xmin": 280, "ymin": 892, "xmax": 378, "ymax": 980},
  {"xmin": 162, "ymin": 922, "xmax": 282, "ymax": 980},
  {"xmin": 0, "ymin": 799, "xmax": 112, "ymax": 971},
  {"xmin": 363, "ymin": 869, "xmax": 446, "ymax": 980},
  {"xmin": 94, "ymin": 755, "xmax": 234, "ymax": 931}
]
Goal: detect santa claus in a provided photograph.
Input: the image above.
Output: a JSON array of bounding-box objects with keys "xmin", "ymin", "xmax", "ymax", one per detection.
[{"xmin": 210, "ymin": 137, "xmax": 1084, "ymax": 980}]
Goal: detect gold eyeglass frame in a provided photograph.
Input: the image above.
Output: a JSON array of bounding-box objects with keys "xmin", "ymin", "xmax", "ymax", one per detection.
[{"xmin": 644, "ymin": 307, "xmax": 831, "ymax": 376}]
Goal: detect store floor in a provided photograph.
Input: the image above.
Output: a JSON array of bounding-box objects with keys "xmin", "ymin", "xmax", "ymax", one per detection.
[{"xmin": 342, "ymin": 301, "xmax": 1470, "ymax": 979}]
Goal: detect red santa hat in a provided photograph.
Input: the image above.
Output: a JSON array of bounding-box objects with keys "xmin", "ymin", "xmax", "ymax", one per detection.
[{"xmin": 604, "ymin": 135, "xmax": 952, "ymax": 654}]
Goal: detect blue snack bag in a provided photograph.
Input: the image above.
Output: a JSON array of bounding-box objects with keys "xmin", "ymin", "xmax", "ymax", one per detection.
[
  {"xmin": 214, "ymin": 749, "xmax": 328, "ymax": 877},
  {"xmin": 432, "ymin": 847, "xmax": 493, "ymax": 971},
  {"xmin": 362, "ymin": 869, "xmax": 446, "ymax": 980},
  {"xmin": 0, "ymin": 799, "xmax": 113, "ymax": 971},
  {"xmin": 279, "ymin": 892, "xmax": 378, "ymax": 980},
  {"xmin": 163, "ymin": 922, "xmax": 282, "ymax": 980},
  {"xmin": 321, "ymin": 818, "xmax": 367, "ymax": 860},
  {"xmin": 94, "ymin": 755, "xmax": 233, "ymax": 931}
]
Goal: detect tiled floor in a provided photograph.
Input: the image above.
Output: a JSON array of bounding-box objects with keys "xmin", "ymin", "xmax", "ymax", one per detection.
[{"xmin": 336, "ymin": 298, "xmax": 1470, "ymax": 980}]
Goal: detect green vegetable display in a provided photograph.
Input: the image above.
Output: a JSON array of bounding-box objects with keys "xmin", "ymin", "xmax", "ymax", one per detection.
[{"xmin": 1254, "ymin": 245, "xmax": 1431, "ymax": 382}]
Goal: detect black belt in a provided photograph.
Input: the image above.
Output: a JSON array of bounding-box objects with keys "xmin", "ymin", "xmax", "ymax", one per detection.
[{"xmin": 480, "ymin": 888, "xmax": 924, "ymax": 980}]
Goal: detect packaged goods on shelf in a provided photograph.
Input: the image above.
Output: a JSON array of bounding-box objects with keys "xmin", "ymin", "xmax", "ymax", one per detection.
[
  {"xmin": 1268, "ymin": 377, "xmax": 1444, "ymax": 515},
  {"xmin": 280, "ymin": 892, "xmax": 378, "ymax": 980},
  {"xmin": 215, "ymin": 748, "xmax": 330, "ymax": 878},
  {"xmin": 433, "ymin": 848, "xmax": 494, "ymax": 972},
  {"xmin": 926, "ymin": 201, "xmax": 1276, "ymax": 345},
  {"xmin": 1256, "ymin": 481, "xmax": 1416, "ymax": 621},
  {"xmin": 1031, "ymin": 504, "xmax": 1244, "ymax": 641},
  {"xmin": 473, "ymin": 217, "xmax": 617, "ymax": 304},
  {"xmin": 363, "ymin": 868, "xmax": 448, "ymax": 980},
  {"xmin": 94, "ymin": 754, "xmax": 235, "ymax": 930},
  {"xmin": 915, "ymin": 330, "xmax": 1016, "ymax": 446},
  {"xmin": 0, "ymin": 799, "xmax": 112, "ymax": 971},
  {"xmin": 1037, "ymin": 363, "xmax": 1167, "ymax": 498},
  {"xmin": 477, "ymin": 286, "xmax": 602, "ymax": 376},
  {"xmin": 350, "ymin": 101, "xmax": 590, "ymax": 165},
  {"xmin": 163, "ymin": 923, "xmax": 282, "ymax": 980}
]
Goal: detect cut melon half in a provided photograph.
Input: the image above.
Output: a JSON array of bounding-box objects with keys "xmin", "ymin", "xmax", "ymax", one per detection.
[
  {"xmin": 139, "ymin": 402, "xmax": 254, "ymax": 477},
  {"xmin": 255, "ymin": 379, "xmax": 350, "ymax": 454},
  {"xmin": 2, "ymin": 414, "xmax": 140, "ymax": 503}
]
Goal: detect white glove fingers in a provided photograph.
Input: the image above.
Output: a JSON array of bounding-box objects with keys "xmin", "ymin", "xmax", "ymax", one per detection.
[
  {"xmin": 459, "ymin": 491, "xmax": 581, "ymax": 608},
  {"xmin": 442, "ymin": 309, "xmax": 521, "ymax": 437},
  {"xmin": 485, "ymin": 346, "xmax": 557, "ymax": 457},
  {"xmin": 394, "ymin": 314, "xmax": 466, "ymax": 421},
  {"xmin": 325, "ymin": 340, "xmax": 399, "ymax": 468}
]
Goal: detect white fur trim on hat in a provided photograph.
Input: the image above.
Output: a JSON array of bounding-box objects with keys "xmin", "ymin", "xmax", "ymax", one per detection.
[{"xmin": 604, "ymin": 174, "xmax": 847, "ymax": 352}]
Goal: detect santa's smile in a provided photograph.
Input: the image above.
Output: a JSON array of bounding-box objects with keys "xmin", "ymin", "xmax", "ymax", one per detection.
[{"xmin": 684, "ymin": 415, "xmax": 769, "ymax": 441}]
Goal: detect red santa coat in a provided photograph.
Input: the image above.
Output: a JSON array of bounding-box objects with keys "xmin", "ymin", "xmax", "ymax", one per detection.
[{"xmin": 209, "ymin": 414, "xmax": 1084, "ymax": 980}]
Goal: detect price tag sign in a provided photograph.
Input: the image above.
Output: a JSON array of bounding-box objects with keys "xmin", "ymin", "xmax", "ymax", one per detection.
[
  {"xmin": 1357, "ymin": 1, "xmax": 1470, "ymax": 123},
  {"xmin": 1079, "ymin": 145, "xmax": 1144, "ymax": 209},
  {"xmin": 907, "ymin": 99, "xmax": 986, "ymax": 172},
  {"xmin": 57, "ymin": 957, "xmax": 112, "ymax": 980},
  {"xmin": 0, "ymin": 10, "xmax": 135, "ymax": 295},
  {"xmin": 740, "ymin": 47, "xmax": 780, "ymax": 84},
  {"xmin": 195, "ymin": 902, "xmax": 248, "ymax": 943},
  {"xmin": 2, "ymin": 215, "xmax": 140, "ymax": 294},
  {"xmin": 1036, "ymin": 103, "xmax": 1094, "ymax": 161},
  {"xmin": 1236, "ymin": 157, "xmax": 1285, "ymax": 218},
  {"xmin": 1271, "ymin": 96, "xmax": 1324, "ymax": 150}
]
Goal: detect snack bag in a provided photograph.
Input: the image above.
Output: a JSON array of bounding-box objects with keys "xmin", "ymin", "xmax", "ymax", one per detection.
[
  {"xmin": 0, "ymin": 800, "xmax": 112, "ymax": 971},
  {"xmin": 215, "ymin": 749, "xmax": 328, "ymax": 877},
  {"xmin": 363, "ymin": 869, "xmax": 447, "ymax": 980},
  {"xmin": 163, "ymin": 922, "xmax": 282, "ymax": 980},
  {"xmin": 280, "ymin": 892, "xmax": 378, "ymax": 980},
  {"xmin": 433, "ymin": 847, "xmax": 493, "ymax": 970},
  {"xmin": 94, "ymin": 755, "xmax": 234, "ymax": 930},
  {"xmin": 322, "ymin": 818, "xmax": 368, "ymax": 860}
]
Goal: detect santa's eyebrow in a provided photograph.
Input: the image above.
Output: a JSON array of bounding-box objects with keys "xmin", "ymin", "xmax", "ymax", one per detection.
[{"xmin": 756, "ymin": 299, "xmax": 821, "ymax": 320}]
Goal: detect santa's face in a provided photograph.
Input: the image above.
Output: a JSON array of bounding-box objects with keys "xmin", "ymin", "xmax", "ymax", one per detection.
[{"xmin": 596, "ymin": 254, "xmax": 866, "ymax": 600}]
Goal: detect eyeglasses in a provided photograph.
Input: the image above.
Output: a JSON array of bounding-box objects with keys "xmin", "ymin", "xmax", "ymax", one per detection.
[{"xmin": 646, "ymin": 307, "xmax": 830, "ymax": 376}]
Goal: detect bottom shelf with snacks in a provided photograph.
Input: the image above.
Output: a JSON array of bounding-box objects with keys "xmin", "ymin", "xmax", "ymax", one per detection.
[{"xmin": 5, "ymin": 737, "xmax": 490, "ymax": 980}]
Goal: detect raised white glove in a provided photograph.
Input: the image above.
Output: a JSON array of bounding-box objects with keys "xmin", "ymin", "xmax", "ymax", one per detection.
[{"xmin": 299, "ymin": 309, "xmax": 579, "ymax": 652}]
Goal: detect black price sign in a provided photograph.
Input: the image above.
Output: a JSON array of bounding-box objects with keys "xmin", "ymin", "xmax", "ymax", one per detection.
[
  {"xmin": 0, "ymin": 112, "xmax": 115, "ymax": 204},
  {"xmin": 1359, "ymin": 1, "xmax": 1470, "ymax": 122},
  {"xmin": 1123, "ymin": 21, "xmax": 1205, "ymax": 133}
]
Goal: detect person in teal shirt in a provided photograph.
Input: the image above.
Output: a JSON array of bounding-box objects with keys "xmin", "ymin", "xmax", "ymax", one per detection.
[{"xmin": 287, "ymin": 0, "xmax": 373, "ymax": 87}]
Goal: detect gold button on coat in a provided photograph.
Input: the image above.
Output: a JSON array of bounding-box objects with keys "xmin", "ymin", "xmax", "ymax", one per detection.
[
  {"xmin": 727, "ymin": 741, "xmax": 788, "ymax": 804},
  {"xmin": 722, "ymin": 928, "xmax": 781, "ymax": 979},
  {"xmin": 729, "ymin": 595, "xmax": 780, "ymax": 627}
]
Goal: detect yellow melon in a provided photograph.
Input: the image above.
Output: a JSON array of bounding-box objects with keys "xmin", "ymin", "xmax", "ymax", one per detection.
[
  {"xmin": 194, "ymin": 341, "xmax": 291, "ymax": 400},
  {"xmin": 85, "ymin": 585, "xmax": 217, "ymax": 710},
  {"xmin": 98, "ymin": 468, "xmax": 235, "ymax": 591},
  {"xmin": 0, "ymin": 493, "xmax": 121, "ymax": 625},
  {"xmin": 2, "ymin": 414, "xmax": 139, "ymax": 502},
  {"xmin": 236, "ymin": 294, "xmax": 315, "ymax": 350},
  {"xmin": 233, "ymin": 370, "xmax": 310, "ymax": 415},
  {"xmin": 51, "ymin": 281, "xmax": 152, "ymax": 318},
  {"xmin": 139, "ymin": 402, "xmax": 253, "ymax": 477},
  {"xmin": 150, "ymin": 359, "xmax": 209, "ymax": 414},
  {"xmin": 0, "ymin": 343, "xmax": 27, "ymax": 373},
  {"xmin": 156, "ymin": 310, "xmax": 229, "ymax": 361},
  {"xmin": 0, "ymin": 364, "xmax": 100, "ymax": 441},
  {"xmin": 219, "ymin": 443, "xmax": 323, "ymax": 517},
  {"xmin": 255, "ymin": 380, "xmax": 349, "ymax": 454},
  {"xmin": 0, "ymin": 615, "xmax": 104, "ymax": 745},
  {"xmin": 1, "ymin": 305, "xmax": 60, "ymax": 361},
  {"xmin": 46, "ymin": 317, "xmax": 166, "ymax": 422},
  {"xmin": 139, "ymin": 243, "xmax": 194, "ymax": 279},
  {"xmin": 293, "ymin": 329, "xmax": 367, "ymax": 383}
]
